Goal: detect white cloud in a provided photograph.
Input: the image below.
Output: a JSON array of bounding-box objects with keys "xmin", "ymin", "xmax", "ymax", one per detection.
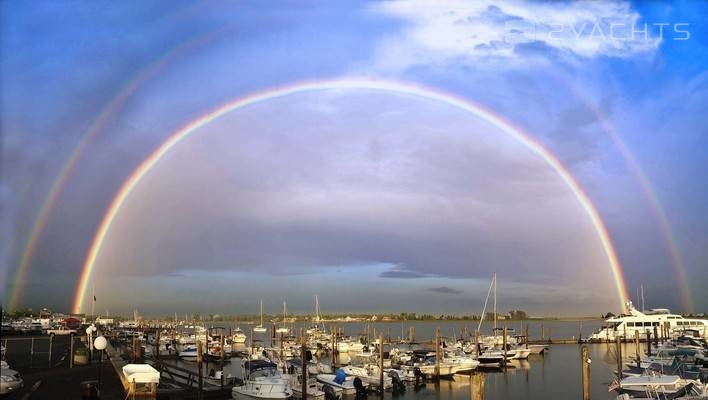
[{"xmin": 371, "ymin": 0, "xmax": 660, "ymax": 71}]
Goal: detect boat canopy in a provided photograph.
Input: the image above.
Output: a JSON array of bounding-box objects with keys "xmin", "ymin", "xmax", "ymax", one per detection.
[{"xmin": 244, "ymin": 359, "xmax": 277, "ymax": 372}]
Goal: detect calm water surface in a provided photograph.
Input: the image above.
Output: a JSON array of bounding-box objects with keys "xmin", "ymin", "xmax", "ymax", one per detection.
[{"xmin": 164, "ymin": 320, "xmax": 631, "ymax": 399}]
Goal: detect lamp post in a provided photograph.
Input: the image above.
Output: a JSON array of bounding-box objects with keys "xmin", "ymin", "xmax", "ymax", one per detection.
[
  {"xmin": 94, "ymin": 335, "xmax": 107, "ymax": 398},
  {"xmin": 86, "ymin": 324, "xmax": 97, "ymax": 365}
]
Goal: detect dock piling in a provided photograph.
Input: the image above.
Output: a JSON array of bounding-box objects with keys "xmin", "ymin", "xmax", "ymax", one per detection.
[
  {"xmin": 434, "ymin": 327, "xmax": 441, "ymax": 380},
  {"xmin": 634, "ymin": 331, "xmax": 640, "ymax": 369},
  {"xmin": 301, "ymin": 335, "xmax": 307, "ymax": 400},
  {"xmin": 615, "ymin": 335, "xmax": 622, "ymax": 381},
  {"xmin": 197, "ymin": 339, "xmax": 203, "ymax": 400},
  {"xmin": 471, "ymin": 373, "xmax": 485, "ymax": 400},
  {"xmin": 379, "ymin": 333, "xmax": 384, "ymax": 395},
  {"xmin": 581, "ymin": 345, "xmax": 590, "ymax": 400}
]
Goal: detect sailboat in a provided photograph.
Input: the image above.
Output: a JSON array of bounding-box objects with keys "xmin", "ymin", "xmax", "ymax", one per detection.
[
  {"xmin": 254, "ymin": 299, "xmax": 267, "ymax": 333},
  {"xmin": 306, "ymin": 295, "xmax": 325, "ymax": 336},
  {"xmin": 276, "ymin": 302, "xmax": 290, "ymax": 334}
]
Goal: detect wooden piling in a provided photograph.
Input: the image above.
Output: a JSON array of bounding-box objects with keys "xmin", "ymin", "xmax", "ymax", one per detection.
[
  {"xmin": 524, "ymin": 324, "xmax": 529, "ymax": 349},
  {"xmin": 579, "ymin": 320, "xmax": 583, "ymax": 343},
  {"xmin": 653, "ymin": 325, "xmax": 658, "ymax": 347},
  {"xmin": 634, "ymin": 331, "xmax": 640, "ymax": 369},
  {"xmin": 220, "ymin": 334, "xmax": 225, "ymax": 389},
  {"xmin": 646, "ymin": 330, "xmax": 652, "ymax": 357},
  {"xmin": 615, "ymin": 335, "xmax": 623, "ymax": 381},
  {"xmin": 541, "ymin": 324, "xmax": 545, "ymax": 341},
  {"xmin": 301, "ymin": 335, "xmax": 308, "ymax": 400},
  {"xmin": 581, "ymin": 345, "xmax": 590, "ymax": 400},
  {"xmin": 379, "ymin": 333, "xmax": 384, "ymax": 395},
  {"xmin": 471, "ymin": 373, "xmax": 484, "ymax": 400},
  {"xmin": 409, "ymin": 326, "xmax": 415, "ymax": 343},
  {"xmin": 280, "ymin": 332, "xmax": 285, "ymax": 372},
  {"xmin": 331, "ymin": 330, "xmax": 336, "ymax": 370},
  {"xmin": 434, "ymin": 327, "xmax": 441, "ymax": 380},
  {"xmin": 502, "ymin": 326, "xmax": 508, "ymax": 367},
  {"xmin": 156, "ymin": 329, "xmax": 161, "ymax": 362},
  {"xmin": 197, "ymin": 340, "xmax": 203, "ymax": 400},
  {"xmin": 475, "ymin": 330, "xmax": 481, "ymax": 357}
]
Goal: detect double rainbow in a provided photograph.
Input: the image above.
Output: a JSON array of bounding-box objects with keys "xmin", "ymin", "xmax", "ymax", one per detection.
[{"xmin": 71, "ymin": 78, "xmax": 631, "ymax": 314}]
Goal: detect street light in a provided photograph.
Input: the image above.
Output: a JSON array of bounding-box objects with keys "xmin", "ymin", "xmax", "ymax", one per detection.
[
  {"xmin": 94, "ymin": 335, "xmax": 107, "ymax": 398},
  {"xmin": 86, "ymin": 324, "xmax": 97, "ymax": 365}
]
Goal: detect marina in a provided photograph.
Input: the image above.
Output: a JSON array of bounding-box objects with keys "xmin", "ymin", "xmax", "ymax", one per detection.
[
  {"xmin": 1, "ymin": 313, "xmax": 707, "ymax": 399},
  {"xmin": 3, "ymin": 2, "xmax": 707, "ymax": 399}
]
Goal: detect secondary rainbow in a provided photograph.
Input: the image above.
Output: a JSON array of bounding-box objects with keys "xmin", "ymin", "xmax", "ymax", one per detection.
[
  {"xmin": 72, "ymin": 78, "xmax": 630, "ymax": 313},
  {"xmin": 559, "ymin": 74, "xmax": 693, "ymax": 312},
  {"xmin": 6, "ymin": 28, "xmax": 229, "ymax": 310}
]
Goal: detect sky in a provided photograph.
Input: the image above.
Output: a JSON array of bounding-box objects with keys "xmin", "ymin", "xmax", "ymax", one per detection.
[{"xmin": 1, "ymin": 1, "xmax": 706, "ymax": 317}]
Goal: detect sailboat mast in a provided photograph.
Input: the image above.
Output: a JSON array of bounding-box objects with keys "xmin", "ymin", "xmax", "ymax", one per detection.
[
  {"xmin": 641, "ymin": 285, "xmax": 645, "ymax": 312},
  {"xmin": 493, "ymin": 272, "xmax": 497, "ymax": 331},
  {"xmin": 260, "ymin": 299, "xmax": 263, "ymax": 326}
]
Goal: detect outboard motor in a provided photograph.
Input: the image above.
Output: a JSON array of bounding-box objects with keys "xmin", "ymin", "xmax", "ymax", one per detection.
[
  {"xmin": 353, "ymin": 377, "xmax": 368, "ymax": 400},
  {"xmin": 323, "ymin": 384, "xmax": 340, "ymax": 400},
  {"xmin": 413, "ymin": 366, "xmax": 426, "ymax": 387},
  {"xmin": 388, "ymin": 370, "xmax": 406, "ymax": 395}
]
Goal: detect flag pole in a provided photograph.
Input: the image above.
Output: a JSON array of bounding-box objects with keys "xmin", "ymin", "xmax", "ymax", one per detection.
[{"xmin": 91, "ymin": 281, "xmax": 96, "ymax": 319}]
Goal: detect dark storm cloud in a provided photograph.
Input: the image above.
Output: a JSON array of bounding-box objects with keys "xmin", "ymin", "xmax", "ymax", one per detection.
[
  {"xmin": 380, "ymin": 268, "xmax": 435, "ymax": 279},
  {"xmin": 427, "ymin": 286, "xmax": 463, "ymax": 294}
]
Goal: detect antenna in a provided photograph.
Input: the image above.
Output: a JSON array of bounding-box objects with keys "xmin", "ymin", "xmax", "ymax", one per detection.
[{"xmin": 641, "ymin": 285, "xmax": 645, "ymax": 312}]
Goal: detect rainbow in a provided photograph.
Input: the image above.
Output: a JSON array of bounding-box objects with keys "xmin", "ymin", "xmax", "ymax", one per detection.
[
  {"xmin": 559, "ymin": 75, "xmax": 693, "ymax": 312},
  {"xmin": 72, "ymin": 78, "xmax": 630, "ymax": 314},
  {"xmin": 6, "ymin": 28, "xmax": 230, "ymax": 310}
]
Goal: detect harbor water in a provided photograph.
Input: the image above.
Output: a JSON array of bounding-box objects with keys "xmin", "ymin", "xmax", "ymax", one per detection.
[{"xmin": 161, "ymin": 319, "xmax": 629, "ymax": 399}]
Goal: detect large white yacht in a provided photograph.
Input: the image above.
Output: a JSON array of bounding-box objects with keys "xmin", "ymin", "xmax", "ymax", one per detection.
[{"xmin": 590, "ymin": 301, "xmax": 708, "ymax": 341}]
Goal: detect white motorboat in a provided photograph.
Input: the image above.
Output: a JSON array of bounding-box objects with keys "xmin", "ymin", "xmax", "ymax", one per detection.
[
  {"xmin": 477, "ymin": 350, "xmax": 506, "ymax": 367},
  {"xmin": 443, "ymin": 353, "xmax": 480, "ymax": 371},
  {"xmin": 341, "ymin": 365, "xmax": 392, "ymax": 390},
  {"xmin": 178, "ymin": 344, "xmax": 200, "ymax": 361},
  {"xmin": 611, "ymin": 374, "xmax": 707, "ymax": 398},
  {"xmin": 510, "ymin": 347, "xmax": 531, "ymax": 360},
  {"xmin": 233, "ymin": 327, "xmax": 248, "ymax": 344},
  {"xmin": 282, "ymin": 359, "xmax": 326, "ymax": 400},
  {"xmin": 316, "ymin": 371, "xmax": 368, "ymax": 396},
  {"xmin": 232, "ymin": 359, "xmax": 292, "ymax": 400}
]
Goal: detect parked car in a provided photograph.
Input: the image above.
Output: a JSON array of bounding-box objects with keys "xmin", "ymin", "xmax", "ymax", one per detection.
[
  {"xmin": 0, "ymin": 364, "xmax": 23, "ymax": 395},
  {"xmin": 46, "ymin": 326, "xmax": 77, "ymax": 336}
]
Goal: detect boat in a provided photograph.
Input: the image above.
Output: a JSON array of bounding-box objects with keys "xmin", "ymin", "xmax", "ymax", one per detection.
[
  {"xmin": 610, "ymin": 374, "xmax": 707, "ymax": 399},
  {"xmin": 282, "ymin": 359, "xmax": 326, "ymax": 400},
  {"xmin": 341, "ymin": 365, "xmax": 392, "ymax": 390},
  {"xmin": 254, "ymin": 300, "xmax": 267, "ymax": 333},
  {"xmin": 590, "ymin": 301, "xmax": 708, "ymax": 341},
  {"xmin": 232, "ymin": 359, "xmax": 292, "ymax": 400},
  {"xmin": 477, "ymin": 350, "xmax": 506, "ymax": 367},
  {"xmin": 316, "ymin": 370, "xmax": 368, "ymax": 396},
  {"xmin": 178, "ymin": 344, "xmax": 200, "ymax": 361},
  {"xmin": 276, "ymin": 302, "xmax": 290, "ymax": 334},
  {"xmin": 206, "ymin": 369, "xmax": 235, "ymax": 385},
  {"xmin": 233, "ymin": 327, "xmax": 247, "ymax": 344}
]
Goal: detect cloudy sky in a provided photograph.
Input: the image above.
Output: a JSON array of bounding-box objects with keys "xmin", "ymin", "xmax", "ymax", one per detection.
[{"xmin": 1, "ymin": 1, "xmax": 706, "ymax": 316}]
